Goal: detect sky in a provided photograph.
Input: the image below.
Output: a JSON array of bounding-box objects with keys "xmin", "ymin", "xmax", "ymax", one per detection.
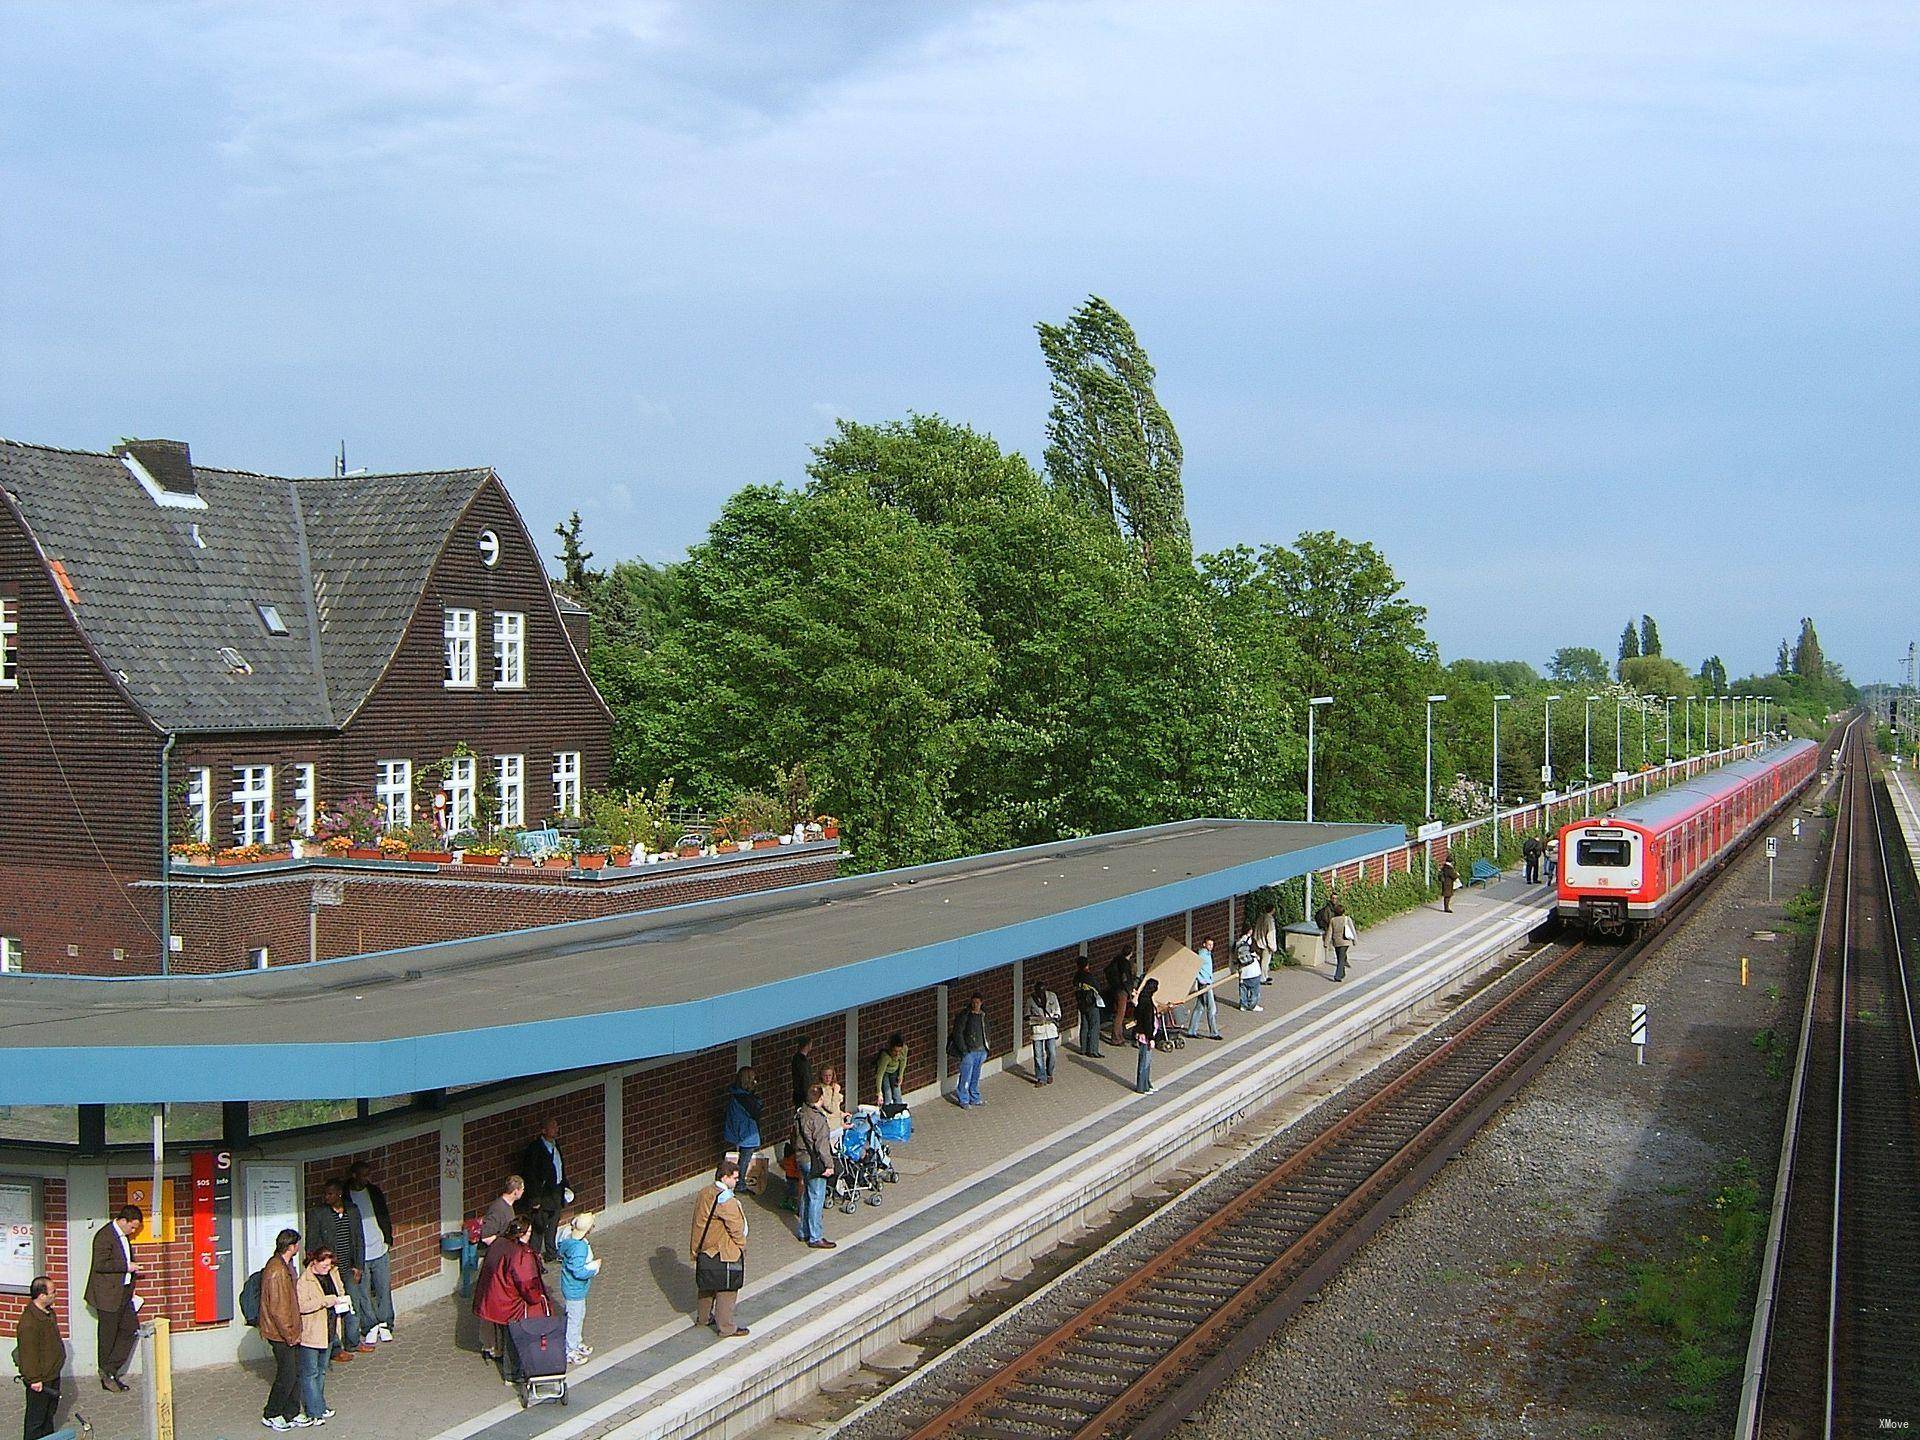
[{"xmin": 3, "ymin": 2, "xmax": 1915, "ymax": 682}]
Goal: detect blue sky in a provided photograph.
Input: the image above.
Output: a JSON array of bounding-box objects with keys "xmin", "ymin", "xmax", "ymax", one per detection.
[{"xmin": 3, "ymin": 2, "xmax": 1913, "ymax": 681}]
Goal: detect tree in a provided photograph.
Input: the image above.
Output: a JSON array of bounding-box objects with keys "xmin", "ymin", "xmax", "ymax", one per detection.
[
  {"xmin": 1699, "ymin": 655, "xmax": 1728, "ymax": 693},
  {"xmin": 1776, "ymin": 639, "xmax": 1793, "ymax": 676},
  {"xmin": 1792, "ymin": 617, "xmax": 1825, "ymax": 681},
  {"xmin": 1037, "ymin": 296, "xmax": 1189, "ymax": 569},
  {"xmin": 1448, "ymin": 658, "xmax": 1540, "ymax": 693},
  {"xmin": 1639, "ymin": 614, "xmax": 1661, "ymax": 657},
  {"xmin": 553, "ymin": 511, "xmax": 595, "ymax": 591},
  {"xmin": 1548, "ymin": 647, "xmax": 1610, "ymax": 685},
  {"xmin": 1618, "ymin": 620, "xmax": 1641, "ymax": 669},
  {"xmin": 1619, "ymin": 654, "xmax": 1693, "ymax": 699}
]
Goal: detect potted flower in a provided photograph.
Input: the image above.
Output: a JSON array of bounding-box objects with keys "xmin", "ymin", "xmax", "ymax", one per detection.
[
  {"xmin": 333, "ymin": 794, "xmax": 385, "ymax": 859},
  {"xmin": 749, "ymin": 831, "xmax": 780, "ymax": 851},
  {"xmin": 171, "ymin": 840, "xmax": 213, "ymax": 866},
  {"xmin": 542, "ymin": 839, "xmax": 574, "ymax": 871},
  {"xmin": 375, "ymin": 834, "xmax": 408, "ymax": 859},
  {"xmin": 575, "ymin": 827, "xmax": 611, "ymax": 870},
  {"xmin": 320, "ymin": 835, "xmax": 353, "ymax": 858},
  {"xmin": 216, "ymin": 842, "xmax": 264, "ymax": 866},
  {"xmin": 462, "ymin": 841, "xmax": 504, "ymax": 866},
  {"xmin": 399, "ymin": 820, "xmax": 449, "ymax": 865},
  {"xmin": 818, "ymin": 815, "xmax": 840, "ymax": 840}
]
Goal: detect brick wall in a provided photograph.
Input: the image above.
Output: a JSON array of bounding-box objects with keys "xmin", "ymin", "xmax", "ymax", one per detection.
[
  {"xmin": 0, "ymin": 866, "xmax": 161, "ymax": 976},
  {"xmin": 461, "ymin": 1085, "xmax": 605, "ymax": 1222},
  {"xmin": 104, "ymin": 1177, "xmax": 222, "ymax": 1333},
  {"xmin": 621, "ymin": 1045, "xmax": 737, "ymax": 1202},
  {"xmin": 154, "ymin": 851, "xmax": 838, "ymax": 974},
  {"xmin": 302, "ymin": 1130, "xmax": 443, "ymax": 1289},
  {"xmin": 0, "ymin": 1177, "xmax": 65, "ymax": 1333}
]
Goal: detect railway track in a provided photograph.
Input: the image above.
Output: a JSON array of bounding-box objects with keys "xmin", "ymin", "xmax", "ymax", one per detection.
[
  {"xmin": 1740, "ymin": 720, "xmax": 1920, "ymax": 1437},
  {"xmin": 866, "ymin": 793, "xmax": 1803, "ymax": 1440}
]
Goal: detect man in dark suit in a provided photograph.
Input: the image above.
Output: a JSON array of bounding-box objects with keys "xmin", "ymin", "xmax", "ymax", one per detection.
[
  {"xmin": 518, "ymin": 1118, "xmax": 570, "ymax": 1261},
  {"xmin": 86, "ymin": 1204, "xmax": 144, "ymax": 1391}
]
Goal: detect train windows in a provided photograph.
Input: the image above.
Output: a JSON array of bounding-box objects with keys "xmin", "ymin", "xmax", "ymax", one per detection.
[{"xmin": 1577, "ymin": 836, "xmax": 1633, "ymax": 867}]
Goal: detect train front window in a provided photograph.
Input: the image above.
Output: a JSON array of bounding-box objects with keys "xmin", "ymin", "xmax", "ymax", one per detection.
[{"xmin": 1577, "ymin": 836, "xmax": 1633, "ymax": 868}]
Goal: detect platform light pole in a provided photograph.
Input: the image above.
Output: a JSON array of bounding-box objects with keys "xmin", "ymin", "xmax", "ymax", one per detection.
[
  {"xmin": 1492, "ymin": 694, "xmax": 1511, "ymax": 862},
  {"xmin": 1585, "ymin": 694, "xmax": 1599, "ymax": 787},
  {"xmin": 1543, "ymin": 694, "xmax": 1560, "ymax": 787},
  {"xmin": 1303, "ymin": 695, "xmax": 1333, "ymax": 924},
  {"xmin": 1425, "ymin": 693, "xmax": 1446, "ymax": 886},
  {"xmin": 1664, "ymin": 696, "xmax": 1675, "ymax": 765},
  {"xmin": 1615, "ymin": 697, "xmax": 1625, "ymax": 775},
  {"xmin": 1684, "ymin": 694, "xmax": 1694, "ymax": 764}
]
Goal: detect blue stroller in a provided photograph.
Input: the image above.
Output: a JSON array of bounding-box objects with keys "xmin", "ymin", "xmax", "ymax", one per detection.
[{"xmin": 832, "ymin": 1109, "xmax": 899, "ymax": 1213}]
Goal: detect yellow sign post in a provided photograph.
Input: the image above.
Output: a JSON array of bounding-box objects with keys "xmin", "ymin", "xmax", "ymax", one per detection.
[
  {"xmin": 123, "ymin": 1178, "xmax": 176, "ymax": 1244},
  {"xmin": 149, "ymin": 1314, "xmax": 175, "ymax": 1440}
]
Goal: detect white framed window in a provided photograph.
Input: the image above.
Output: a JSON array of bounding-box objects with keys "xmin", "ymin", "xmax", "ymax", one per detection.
[
  {"xmin": 552, "ymin": 750, "xmax": 581, "ymax": 819},
  {"xmin": 443, "ymin": 607, "xmax": 477, "ymax": 688},
  {"xmin": 185, "ymin": 767, "xmax": 212, "ymax": 845},
  {"xmin": 376, "ymin": 759, "xmax": 413, "ymax": 830},
  {"xmin": 0, "ymin": 937, "xmax": 20, "ymax": 973},
  {"xmin": 291, "ymin": 763, "xmax": 316, "ymax": 837},
  {"xmin": 0, "ymin": 596, "xmax": 16, "ymax": 688},
  {"xmin": 231, "ymin": 764, "xmax": 273, "ymax": 846},
  {"xmin": 492, "ymin": 611, "xmax": 526, "ymax": 689},
  {"xmin": 444, "ymin": 754, "xmax": 476, "ymax": 833},
  {"xmin": 248, "ymin": 947, "xmax": 269, "ymax": 970},
  {"xmin": 494, "ymin": 753, "xmax": 525, "ymax": 828}
]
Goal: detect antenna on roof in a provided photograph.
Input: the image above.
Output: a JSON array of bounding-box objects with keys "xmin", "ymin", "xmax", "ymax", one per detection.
[{"xmin": 335, "ymin": 440, "xmax": 346, "ymax": 478}]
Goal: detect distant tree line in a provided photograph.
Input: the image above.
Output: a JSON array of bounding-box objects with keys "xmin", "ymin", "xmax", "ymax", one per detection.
[{"xmin": 553, "ymin": 297, "xmax": 1854, "ymax": 870}]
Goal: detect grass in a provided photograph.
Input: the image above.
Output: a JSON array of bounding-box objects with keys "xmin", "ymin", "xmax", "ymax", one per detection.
[
  {"xmin": 1764, "ymin": 983, "xmax": 1783, "ymax": 1003},
  {"xmin": 1783, "ymin": 884, "xmax": 1822, "ymax": 934},
  {"xmin": 1620, "ymin": 1158, "xmax": 1766, "ymax": 1413}
]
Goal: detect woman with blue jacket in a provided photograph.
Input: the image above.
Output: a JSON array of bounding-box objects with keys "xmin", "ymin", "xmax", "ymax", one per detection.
[
  {"xmin": 554, "ymin": 1211, "xmax": 602, "ymax": 1366},
  {"xmin": 721, "ymin": 1066, "xmax": 764, "ymax": 1190}
]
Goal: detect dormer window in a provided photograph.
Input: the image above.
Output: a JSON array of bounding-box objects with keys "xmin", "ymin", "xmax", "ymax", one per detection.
[
  {"xmin": 256, "ymin": 602, "xmax": 288, "ymax": 636},
  {"xmin": 443, "ymin": 607, "xmax": 476, "ymax": 688}
]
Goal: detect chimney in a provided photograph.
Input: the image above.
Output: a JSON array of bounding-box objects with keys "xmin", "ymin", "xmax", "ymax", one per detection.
[{"xmin": 113, "ymin": 437, "xmax": 196, "ymax": 496}]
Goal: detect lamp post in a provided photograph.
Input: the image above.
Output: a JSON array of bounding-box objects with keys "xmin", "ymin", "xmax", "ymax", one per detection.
[
  {"xmin": 1664, "ymin": 696, "xmax": 1674, "ymax": 765},
  {"xmin": 1684, "ymin": 694, "xmax": 1694, "ymax": 765},
  {"xmin": 1639, "ymin": 698, "xmax": 1648, "ymax": 769},
  {"xmin": 1303, "ymin": 695, "xmax": 1333, "ymax": 924},
  {"xmin": 1585, "ymin": 694, "xmax": 1599, "ymax": 786},
  {"xmin": 1615, "ymin": 698, "xmax": 1625, "ymax": 776},
  {"xmin": 1425, "ymin": 693, "xmax": 1446, "ymax": 885},
  {"xmin": 1492, "ymin": 694, "xmax": 1511, "ymax": 860},
  {"xmin": 1543, "ymin": 694, "xmax": 1561, "ymax": 787}
]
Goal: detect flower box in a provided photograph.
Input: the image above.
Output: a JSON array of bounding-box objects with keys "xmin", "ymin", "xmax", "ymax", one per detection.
[
  {"xmin": 677, "ymin": 843, "xmax": 702, "ymax": 858},
  {"xmin": 409, "ymin": 850, "xmax": 453, "ymax": 865},
  {"xmin": 822, "ymin": 824, "xmax": 839, "ymax": 839},
  {"xmin": 753, "ymin": 838, "xmax": 779, "ymax": 851},
  {"xmin": 542, "ymin": 855, "xmax": 570, "ymax": 871},
  {"xmin": 347, "ymin": 846, "xmax": 383, "ymax": 861},
  {"xmin": 462, "ymin": 853, "xmax": 503, "ymax": 867},
  {"xmin": 507, "ymin": 855, "xmax": 535, "ymax": 869},
  {"xmin": 609, "ymin": 848, "xmax": 633, "ymax": 868},
  {"xmin": 577, "ymin": 852, "xmax": 608, "ymax": 871}
]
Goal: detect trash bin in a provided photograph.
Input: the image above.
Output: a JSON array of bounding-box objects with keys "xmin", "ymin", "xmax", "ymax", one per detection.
[{"xmin": 1282, "ymin": 921, "xmax": 1325, "ymax": 971}]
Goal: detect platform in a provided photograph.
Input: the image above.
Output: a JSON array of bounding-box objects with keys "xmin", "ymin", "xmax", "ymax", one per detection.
[
  {"xmin": 1887, "ymin": 766, "xmax": 1920, "ymax": 866},
  {"xmin": 8, "ymin": 874, "xmax": 1552, "ymax": 1440}
]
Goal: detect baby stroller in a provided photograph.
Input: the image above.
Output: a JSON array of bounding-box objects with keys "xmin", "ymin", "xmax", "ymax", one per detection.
[{"xmin": 832, "ymin": 1109, "xmax": 898, "ymax": 1213}]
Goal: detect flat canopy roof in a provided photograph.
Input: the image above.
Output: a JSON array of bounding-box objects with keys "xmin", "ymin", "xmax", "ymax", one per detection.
[{"xmin": 0, "ymin": 818, "xmax": 1395, "ymax": 1104}]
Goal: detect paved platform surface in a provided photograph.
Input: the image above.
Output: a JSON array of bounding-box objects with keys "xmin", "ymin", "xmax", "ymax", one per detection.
[
  {"xmin": 1887, "ymin": 766, "xmax": 1920, "ymax": 865},
  {"xmin": 15, "ymin": 875, "xmax": 1547, "ymax": 1440}
]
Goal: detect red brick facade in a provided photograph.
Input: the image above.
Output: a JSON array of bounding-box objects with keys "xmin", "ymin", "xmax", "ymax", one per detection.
[
  {"xmin": 303, "ymin": 1130, "xmax": 443, "ymax": 1290},
  {"xmin": 855, "ymin": 988, "xmax": 939, "ymax": 1099},
  {"xmin": 621, "ymin": 1046, "xmax": 738, "ymax": 1203},
  {"xmin": 461, "ymin": 1085, "xmax": 606, "ymax": 1223},
  {"xmin": 156, "ymin": 851, "xmax": 838, "ymax": 973},
  {"xmin": 0, "ymin": 1176, "xmax": 65, "ymax": 1333},
  {"xmin": 104, "ymin": 1177, "xmax": 222, "ymax": 1334}
]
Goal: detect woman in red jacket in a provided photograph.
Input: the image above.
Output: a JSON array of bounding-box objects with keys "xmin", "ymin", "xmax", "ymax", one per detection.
[{"xmin": 473, "ymin": 1217, "xmax": 550, "ymax": 1377}]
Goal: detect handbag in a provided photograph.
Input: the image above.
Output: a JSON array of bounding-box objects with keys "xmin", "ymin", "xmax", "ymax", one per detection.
[{"xmin": 692, "ymin": 1193, "xmax": 745, "ymax": 1294}]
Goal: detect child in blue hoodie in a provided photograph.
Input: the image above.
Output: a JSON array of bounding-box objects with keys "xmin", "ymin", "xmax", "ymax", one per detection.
[{"xmin": 555, "ymin": 1211, "xmax": 603, "ymax": 1365}]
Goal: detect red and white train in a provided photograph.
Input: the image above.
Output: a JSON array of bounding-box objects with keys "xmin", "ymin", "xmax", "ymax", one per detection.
[{"xmin": 1555, "ymin": 739, "xmax": 1820, "ymax": 936}]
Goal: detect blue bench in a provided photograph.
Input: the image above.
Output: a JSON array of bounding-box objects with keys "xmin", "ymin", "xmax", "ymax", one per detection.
[
  {"xmin": 512, "ymin": 828, "xmax": 562, "ymax": 860},
  {"xmin": 1468, "ymin": 859, "xmax": 1501, "ymax": 886}
]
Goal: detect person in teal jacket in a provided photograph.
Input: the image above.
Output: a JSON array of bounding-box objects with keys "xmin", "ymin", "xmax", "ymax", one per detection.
[{"xmin": 554, "ymin": 1212, "xmax": 603, "ymax": 1365}]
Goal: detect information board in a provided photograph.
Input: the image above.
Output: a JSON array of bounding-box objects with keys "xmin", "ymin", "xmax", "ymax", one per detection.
[
  {"xmin": 243, "ymin": 1163, "xmax": 300, "ymax": 1277},
  {"xmin": 0, "ymin": 1178, "xmax": 40, "ymax": 1294},
  {"xmin": 191, "ymin": 1151, "xmax": 235, "ymax": 1324}
]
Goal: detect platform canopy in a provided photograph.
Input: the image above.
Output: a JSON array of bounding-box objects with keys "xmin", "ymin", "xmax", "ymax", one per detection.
[{"xmin": 0, "ymin": 818, "xmax": 1398, "ymax": 1104}]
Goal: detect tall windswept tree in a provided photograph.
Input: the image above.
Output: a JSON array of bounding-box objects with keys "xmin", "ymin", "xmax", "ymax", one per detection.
[
  {"xmin": 1618, "ymin": 619, "xmax": 1642, "ymax": 669},
  {"xmin": 553, "ymin": 510, "xmax": 596, "ymax": 591},
  {"xmin": 1776, "ymin": 638, "xmax": 1793, "ymax": 675},
  {"xmin": 1037, "ymin": 295, "xmax": 1190, "ymax": 569},
  {"xmin": 1792, "ymin": 617, "xmax": 1825, "ymax": 680},
  {"xmin": 1639, "ymin": 614, "xmax": 1662, "ymax": 656},
  {"xmin": 1699, "ymin": 655, "xmax": 1728, "ymax": 692},
  {"xmin": 1548, "ymin": 646, "xmax": 1610, "ymax": 685}
]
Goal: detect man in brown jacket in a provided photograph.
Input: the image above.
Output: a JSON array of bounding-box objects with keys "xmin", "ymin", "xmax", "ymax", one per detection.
[
  {"xmin": 84, "ymin": 1204, "xmax": 143, "ymax": 1391},
  {"xmin": 689, "ymin": 1157, "xmax": 749, "ymax": 1338},
  {"xmin": 256, "ymin": 1228, "xmax": 304, "ymax": 1431},
  {"xmin": 14, "ymin": 1275, "xmax": 64, "ymax": 1439}
]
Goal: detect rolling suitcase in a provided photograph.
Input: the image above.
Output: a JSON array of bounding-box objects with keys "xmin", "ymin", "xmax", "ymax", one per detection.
[{"xmin": 507, "ymin": 1312, "xmax": 570, "ymax": 1408}]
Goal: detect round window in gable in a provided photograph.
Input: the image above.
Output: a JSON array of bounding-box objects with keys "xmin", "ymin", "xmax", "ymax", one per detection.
[{"xmin": 478, "ymin": 529, "xmax": 501, "ymax": 567}]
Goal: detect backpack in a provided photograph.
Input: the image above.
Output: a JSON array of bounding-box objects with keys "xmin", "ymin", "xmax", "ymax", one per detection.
[{"xmin": 239, "ymin": 1266, "xmax": 265, "ymax": 1327}]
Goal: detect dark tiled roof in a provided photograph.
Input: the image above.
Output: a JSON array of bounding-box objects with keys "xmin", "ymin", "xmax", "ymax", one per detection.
[{"xmin": 0, "ymin": 439, "xmax": 492, "ymax": 733}]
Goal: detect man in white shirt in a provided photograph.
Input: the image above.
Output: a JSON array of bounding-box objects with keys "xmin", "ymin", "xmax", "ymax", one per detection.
[{"xmin": 345, "ymin": 1160, "xmax": 397, "ymax": 1343}]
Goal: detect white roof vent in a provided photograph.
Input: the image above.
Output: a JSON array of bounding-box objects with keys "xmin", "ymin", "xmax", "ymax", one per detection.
[{"xmin": 218, "ymin": 646, "xmax": 253, "ymax": 676}]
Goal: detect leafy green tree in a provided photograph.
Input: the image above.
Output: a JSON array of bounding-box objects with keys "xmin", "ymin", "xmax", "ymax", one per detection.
[
  {"xmin": 553, "ymin": 510, "xmax": 596, "ymax": 591},
  {"xmin": 621, "ymin": 485, "xmax": 992, "ymax": 869},
  {"xmin": 1639, "ymin": 614, "xmax": 1661, "ymax": 656},
  {"xmin": 1448, "ymin": 658, "xmax": 1540, "ymax": 693},
  {"xmin": 1037, "ymin": 296, "xmax": 1189, "ymax": 569},
  {"xmin": 1775, "ymin": 638, "xmax": 1793, "ymax": 676},
  {"xmin": 1619, "ymin": 654, "xmax": 1694, "ymax": 699},
  {"xmin": 1618, "ymin": 619, "xmax": 1641, "ymax": 669},
  {"xmin": 1548, "ymin": 647, "xmax": 1610, "ymax": 685},
  {"xmin": 1699, "ymin": 654, "xmax": 1728, "ymax": 692},
  {"xmin": 1792, "ymin": 617, "xmax": 1825, "ymax": 681}
]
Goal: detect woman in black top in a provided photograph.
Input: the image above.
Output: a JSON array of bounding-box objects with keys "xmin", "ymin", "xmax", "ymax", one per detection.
[{"xmin": 1131, "ymin": 977, "xmax": 1160, "ymax": 1094}]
